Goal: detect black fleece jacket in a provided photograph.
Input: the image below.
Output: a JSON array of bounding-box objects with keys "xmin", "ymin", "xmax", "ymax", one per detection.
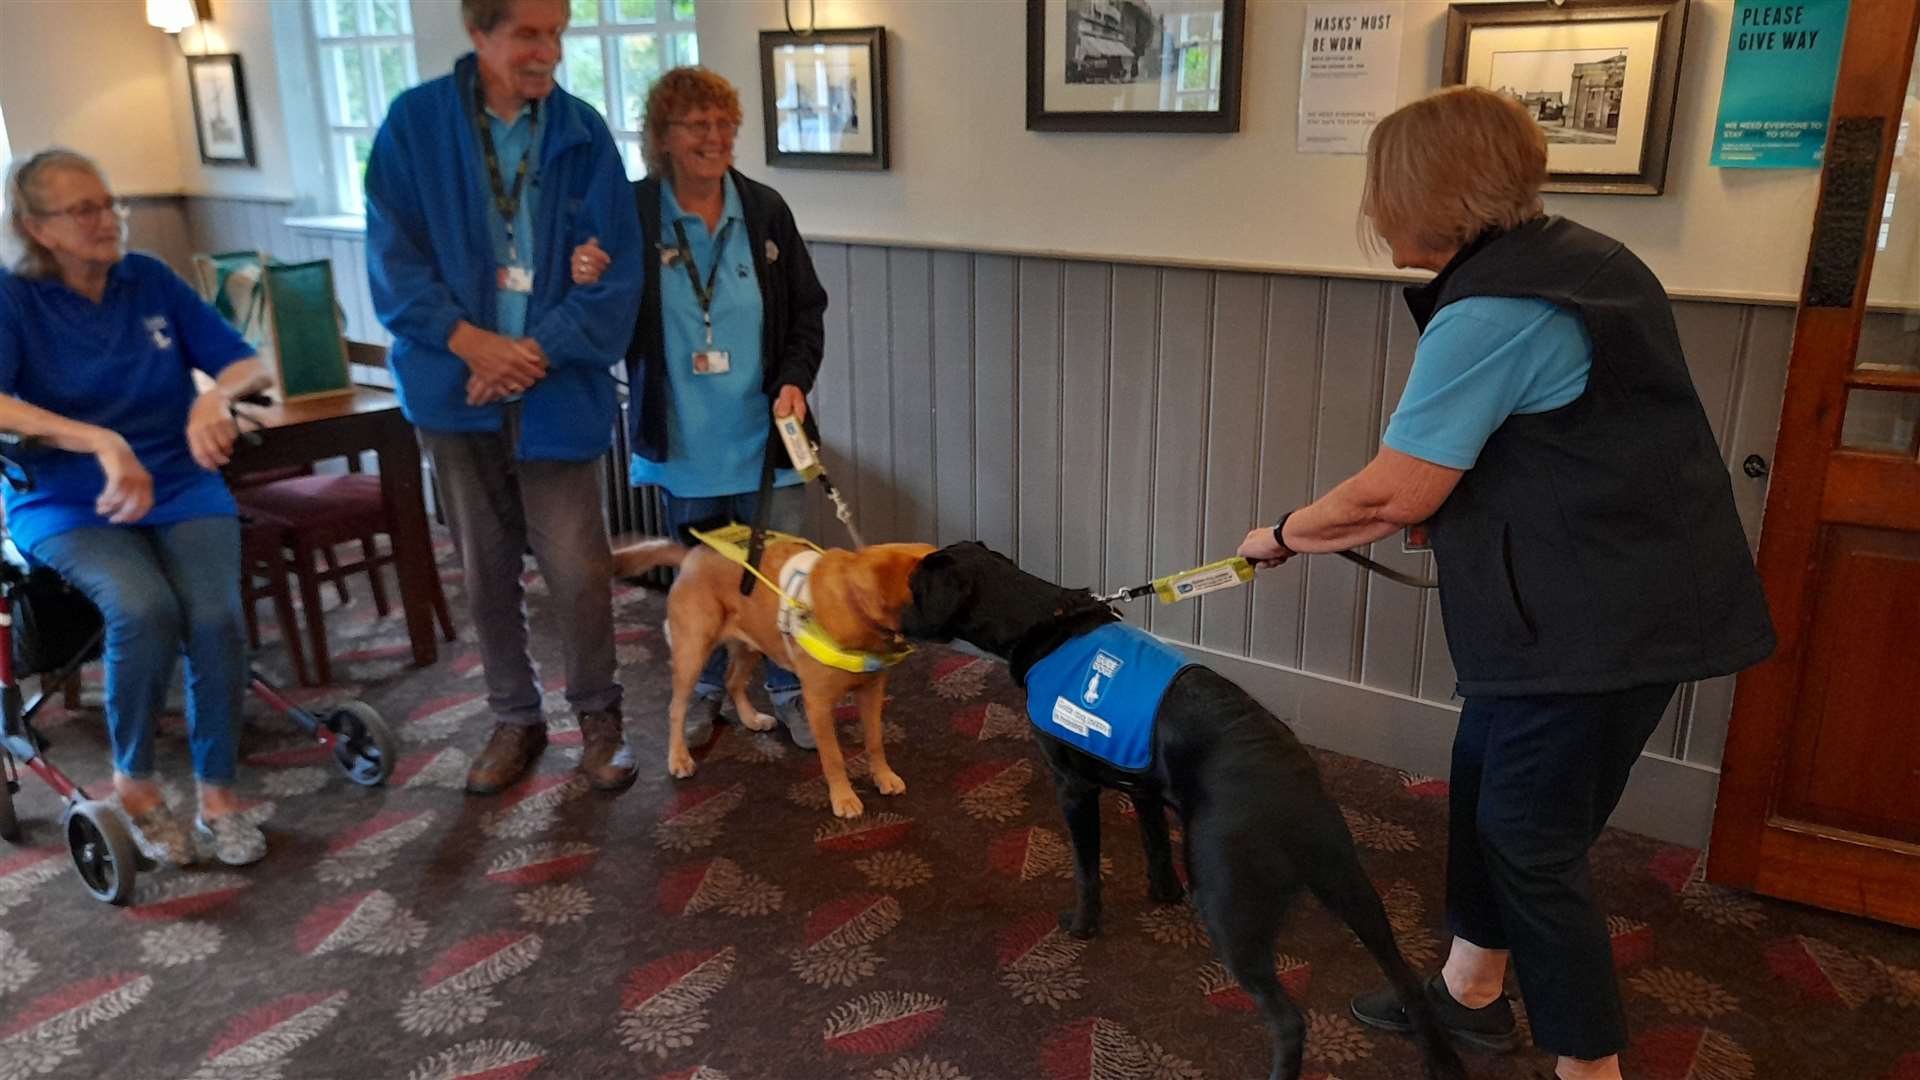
[{"xmin": 624, "ymin": 169, "xmax": 828, "ymax": 467}]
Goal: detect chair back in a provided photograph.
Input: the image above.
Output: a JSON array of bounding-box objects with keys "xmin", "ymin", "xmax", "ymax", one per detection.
[{"xmin": 191, "ymin": 249, "xmax": 270, "ymax": 345}]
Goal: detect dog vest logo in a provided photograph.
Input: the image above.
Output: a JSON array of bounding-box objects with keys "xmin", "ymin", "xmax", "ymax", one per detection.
[
  {"xmin": 1082, "ymin": 651, "xmax": 1122, "ymax": 707},
  {"xmin": 144, "ymin": 315, "xmax": 174, "ymax": 351},
  {"xmin": 775, "ymin": 551, "xmax": 821, "ymax": 638}
]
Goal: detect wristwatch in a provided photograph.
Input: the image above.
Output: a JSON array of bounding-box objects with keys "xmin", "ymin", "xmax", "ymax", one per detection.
[{"xmin": 1272, "ymin": 511, "xmax": 1295, "ymax": 554}]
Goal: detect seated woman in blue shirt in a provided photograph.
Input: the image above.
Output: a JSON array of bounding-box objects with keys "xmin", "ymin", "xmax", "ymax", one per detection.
[{"xmin": 1, "ymin": 149, "xmax": 273, "ymax": 868}]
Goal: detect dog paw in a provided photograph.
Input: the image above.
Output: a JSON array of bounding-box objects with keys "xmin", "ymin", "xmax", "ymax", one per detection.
[
  {"xmin": 829, "ymin": 788, "xmax": 866, "ymax": 819},
  {"xmin": 741, "ymin": 711, "xmax": 776, "ymax": 732},
  {"xmin": 1057, "ymin": 911, "xmax": 1101, "ymax": 940},
  {"xmin": 667, "ymin": 748, "xmax": 697, "ymax": 779},
  {"xmin": 872, "ymin": 769, "xmax": 906, "ymax": 796}
]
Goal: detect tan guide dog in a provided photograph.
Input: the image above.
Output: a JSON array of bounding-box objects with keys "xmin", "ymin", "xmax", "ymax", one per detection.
[{"xmin": 613, "ymin": 535, "xmax": 933, "ymax": 818}]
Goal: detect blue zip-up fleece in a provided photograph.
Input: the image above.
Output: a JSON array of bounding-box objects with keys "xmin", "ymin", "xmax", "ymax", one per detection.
[{"xmin": 365, "ymin": 54, "xmax": 643, "ymax": 462}]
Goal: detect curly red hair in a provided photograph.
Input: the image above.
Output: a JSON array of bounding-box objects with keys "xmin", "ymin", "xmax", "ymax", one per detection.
[{"xmin": 642, "ymin": 67, "xmax": 742, "ymax": 178}]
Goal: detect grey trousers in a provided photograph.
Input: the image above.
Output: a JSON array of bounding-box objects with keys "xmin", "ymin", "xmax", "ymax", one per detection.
[{"xmin": 421, "ymin": 413, "xmax": 621, "ymax": 728}]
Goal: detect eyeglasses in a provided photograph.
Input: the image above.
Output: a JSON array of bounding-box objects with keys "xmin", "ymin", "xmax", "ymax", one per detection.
[
  {"xmin": 669, "ymin": 118, "xmax": 739, "ymax": 138},
  {"xmin": 35, "ymin": 199, "xmax": 129, "ymax": 226}
]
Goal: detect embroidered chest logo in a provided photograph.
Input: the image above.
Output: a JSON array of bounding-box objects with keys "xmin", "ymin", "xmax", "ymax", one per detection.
[
  {"xmin": 143, "ymin": 315, "xmax": 174, "ymax": 351},
  {"xmin": 1083, "ymin": 650, "xmax": 1123, "ymax": 707}
]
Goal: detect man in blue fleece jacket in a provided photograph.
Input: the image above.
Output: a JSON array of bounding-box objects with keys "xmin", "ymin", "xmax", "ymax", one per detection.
[{"xmin": 365, "ymin": 0, "xmax": 644, "ymax": 795}]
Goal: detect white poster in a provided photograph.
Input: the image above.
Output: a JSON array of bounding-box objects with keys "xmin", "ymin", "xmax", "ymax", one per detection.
[{"xmin": 1297, "ymin": 3, "xmax": 1404, "ymax": 155}]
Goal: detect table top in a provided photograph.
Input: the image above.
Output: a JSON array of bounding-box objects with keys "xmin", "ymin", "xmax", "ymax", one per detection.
[{"xmin": 239, "ymin": 386, "xmax": 402, "ymax": 431}]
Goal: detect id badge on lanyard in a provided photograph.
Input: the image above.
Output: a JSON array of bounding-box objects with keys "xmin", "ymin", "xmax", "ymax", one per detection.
[
  {"xmin": 476, "ymin": 87, "xmax": 538, "ymax": 297},
  {"xmin": 674, "ymin": 219, "xmax": 735, "ymax": 376}
]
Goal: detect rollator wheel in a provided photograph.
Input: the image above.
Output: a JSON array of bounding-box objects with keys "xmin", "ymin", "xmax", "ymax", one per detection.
[
  {"xmin": 326, "ymin": 701, "xmax": 398, "ymax": 787},
  {"xmin": 0, "ymin": 773, "xmax": 20, "ymax": 844},
  {"xmin": 65, "ymin": 800, "xmax": 137, "ymax": 905}
]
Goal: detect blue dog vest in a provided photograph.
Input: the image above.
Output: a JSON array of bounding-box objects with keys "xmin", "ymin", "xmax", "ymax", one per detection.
[{"xmin": 1023, "ymin": 623, "xmax": 1190, "ymax": 771}]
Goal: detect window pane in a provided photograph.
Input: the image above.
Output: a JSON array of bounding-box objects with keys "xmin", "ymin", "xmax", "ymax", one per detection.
[
  {"xmin": 1840, "ymin": 389, "xmax": 1920, "ymax": 455},
  {"xmin": 328, "ymin": 45, "xmax": 371, "ymax": 126},
  {"xmin": 319, "ymin": 0, "xmax": 361, "ymax": 37},
  {"xmin": 672, "ymin": 31, "xmax": 698, "ymax": 67},
  {"xmin": 343, "ymin": 133, "xmax": 374, "ymax": 212},
  {"xmin": 570, "ymin": 0, "xmax": 599, "ymax": 25},
  {"xmin": 371, "ymin": 0, "xmax": 406, "ymax": 34},
  {"xmin": 616, "ymin": 0, "xmax": 656, "ymax": 23},
  {"xmin": 1179, "ymin": 45, "xmax": 1209, "ymax": 92},
  {"xmin": 621, "ymin": 138, "xmax": 646, "ymax": 180},
  {"xmin": 374, "ymin": 44, "xmax": 412, "ymax": 109},
  {"xmin": 672, "ymin": 0, "xmax": 695, "ymax": 20},
  {"xmin": 1856, "ymin": 310, "xmax": 1920, "ymax": 373},
  {"xmin": 561, "ymin": 36, "xmax": 609, "ymax": 118},
  {"xmin": 620, "ymin": 34, "xmax": 662, "ymax": 130}
]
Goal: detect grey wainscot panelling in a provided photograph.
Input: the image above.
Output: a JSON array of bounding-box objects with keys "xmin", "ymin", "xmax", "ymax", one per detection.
[
  {"xmin": 164, "ymin": 195, "xmax": 1809, "ymax": 848},
  {"xmin": 800, "ymin": 240, "xmax": 1800, "ymax": 849}
]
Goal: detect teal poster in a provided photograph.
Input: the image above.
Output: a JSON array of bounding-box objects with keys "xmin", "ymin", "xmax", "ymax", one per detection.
[{"xmin": 1711, "ymin": 0, "xmax": 1850, "ymax": 169}]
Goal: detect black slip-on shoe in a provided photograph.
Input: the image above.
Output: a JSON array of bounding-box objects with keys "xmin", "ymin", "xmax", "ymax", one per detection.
[{"xmin": 1350, "ymin": 973, "xmax": 1519, "ymax": 1053}]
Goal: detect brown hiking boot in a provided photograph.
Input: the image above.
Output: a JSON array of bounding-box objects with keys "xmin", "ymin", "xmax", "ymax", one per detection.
[
  {"xmin": 465, "ymin": 723, "xmax": 548, "ymax": 795},
  {"xmin": 576, "ymin": 709, "xmax": 638, "ymax": 792}
]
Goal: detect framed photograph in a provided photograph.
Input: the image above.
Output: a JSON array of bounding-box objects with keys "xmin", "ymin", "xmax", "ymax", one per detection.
[
  {"xmin": 1027, "ymin": 0, "xmax": 1246, "ymax": 133},
  {"xmin": 759, "ymin": 28, "xmax": 889, "ymax": 171},
  {"xmin": 1444, "ymin": 1, "xmax": 1689, "ymax": 195},
  {"xmin": 186, "ymin": 53, "xmax": 256, "ymax": 167}
]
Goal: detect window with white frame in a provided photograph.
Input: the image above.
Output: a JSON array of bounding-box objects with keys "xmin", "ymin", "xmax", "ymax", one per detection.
[
  {"xmin": 1164, "ymin": 9, "xmax": 1223, "ymax": 112},
  {"xmin": 311, "ymin": 0, "xmax": 419, "ymax": 215},
  {"xmin": 558, "ymin": 0, "xmax": 699, "ymax": 179}
]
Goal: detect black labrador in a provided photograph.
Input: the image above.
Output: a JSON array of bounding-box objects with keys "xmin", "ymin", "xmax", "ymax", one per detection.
[{"xmin": 901, "ymin": 542, "xmax": 1466, "ymax": 1080}]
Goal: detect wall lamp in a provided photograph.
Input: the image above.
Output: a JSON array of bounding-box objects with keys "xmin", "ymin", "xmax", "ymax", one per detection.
[{"xmin": 146, "ymin": 0, "xmax": 212, "ymax": 36}]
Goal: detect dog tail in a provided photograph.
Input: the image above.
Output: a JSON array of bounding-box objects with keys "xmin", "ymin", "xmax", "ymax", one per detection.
[
  {"xmin": 611, "ymin": 536, "xmax": 689, "ymax": 575},
  {"xmin": 1307, "ymin": 847, "xmax": 1469, "ymax": 1080}
]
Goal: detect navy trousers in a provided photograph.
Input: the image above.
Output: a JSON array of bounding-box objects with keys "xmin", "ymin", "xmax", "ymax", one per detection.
[{"xmin": 1446, "ymin": 682, "xmax": 1676, "ymax": 1060}]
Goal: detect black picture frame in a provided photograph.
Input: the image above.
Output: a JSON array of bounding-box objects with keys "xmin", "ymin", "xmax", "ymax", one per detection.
[
  {"xmin": 186, "ymin": 53, "xmax": 257, "ymax": 167},
  {"xmin": 1026, "ymin": 0, "xmax": 1245, "ymax": 133},
  {"xmin": 1443, "ymin": 0, "xmax": 1689, "ymax": 196},
  {"xmin": 759, "ymin": 27, "xmax": 890, "ymax": 171}
]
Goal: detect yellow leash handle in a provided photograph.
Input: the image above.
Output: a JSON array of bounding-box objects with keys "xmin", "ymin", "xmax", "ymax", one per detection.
[{"xmin": 1098, "ymin": 556, "xmax": 1257, "ymax": 605}]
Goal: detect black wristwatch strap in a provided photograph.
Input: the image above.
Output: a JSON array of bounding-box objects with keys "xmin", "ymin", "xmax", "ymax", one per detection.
[{"xmin": 1272, "ymin": 511, "xmax": 1294, "ymax": 553}]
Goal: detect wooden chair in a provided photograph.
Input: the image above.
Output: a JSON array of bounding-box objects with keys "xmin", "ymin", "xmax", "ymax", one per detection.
[
  {"xmin": 236, "ymin": 473, "xmax": 455, "ymax": 686},
  {"xmin": 239, "ymin": 515, "xmax": 310, "ymax": 686}
]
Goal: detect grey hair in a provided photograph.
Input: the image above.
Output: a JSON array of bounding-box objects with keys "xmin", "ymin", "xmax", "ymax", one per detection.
[
  {"xmin": 5, "ymin": 148, "xmax": 105, "ymax": 279},
  {"xmin": 461, "ymin": 0, "xmax": 515, "ymax": 32}
]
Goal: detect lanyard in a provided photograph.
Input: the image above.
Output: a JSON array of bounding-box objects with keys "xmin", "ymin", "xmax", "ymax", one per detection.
[
  {"xmin": 472, "ymin": 80, "xmax": 539, "ymax": 264},
  {"xmin": 671, "ymin": 218, "xmax": 735, "ymax": 346}
]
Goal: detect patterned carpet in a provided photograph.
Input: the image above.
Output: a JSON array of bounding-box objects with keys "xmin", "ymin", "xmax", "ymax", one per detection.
[{"xmin": 2, "ymin": 541, "xmax": 1918, "ymax": 1080}]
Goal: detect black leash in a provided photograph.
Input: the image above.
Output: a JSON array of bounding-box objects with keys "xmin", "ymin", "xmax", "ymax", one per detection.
[{"xmin": 1334, "ymin": 549, "xmax": 1438, "ymax": 590}]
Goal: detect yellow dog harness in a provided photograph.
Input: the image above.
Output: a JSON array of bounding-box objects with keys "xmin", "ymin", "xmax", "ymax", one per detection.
[{"xmin": 689, "ymin": 524, "xmax": 912, "ymax": 674}]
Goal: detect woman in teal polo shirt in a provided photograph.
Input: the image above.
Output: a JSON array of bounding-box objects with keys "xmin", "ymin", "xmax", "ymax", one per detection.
[
  {"xmin": 1, "ymin": 149, "xmax": 274, "ymax": 868},
  {"xmin": 574, "ymin": 67, "xmax": 829, "ymax": 751}
]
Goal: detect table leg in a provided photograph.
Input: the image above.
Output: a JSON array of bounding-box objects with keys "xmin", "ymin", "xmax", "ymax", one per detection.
[{"xmin": 376, "ymin": 418, "xmax": 439, "ymax": 669}]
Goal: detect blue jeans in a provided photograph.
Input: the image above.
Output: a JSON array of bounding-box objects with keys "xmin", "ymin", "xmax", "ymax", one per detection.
[
  {"xmin": 661, "ymin": 484, "xmax": 807, "ymax": 702},
  {"xmin": 32, "ymin": 516, "xmax": 246, "ymax": 785}
]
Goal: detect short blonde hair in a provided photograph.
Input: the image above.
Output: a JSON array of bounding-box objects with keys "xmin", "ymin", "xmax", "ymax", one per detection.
[
  {"xmin": 1362, "ymin": 86, "xmax": 1547, "ymax": 254},
  {"xmin": 5, "ymin": 148, "xmax": 107, "ymax": 279},
  {"xmin": 641, "ymin": 67, "xmax": 742, "ymax": 179}
]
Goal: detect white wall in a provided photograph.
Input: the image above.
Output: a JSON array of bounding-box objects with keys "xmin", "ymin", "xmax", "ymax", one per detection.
[
  {"xmin": 160, "ymin": 2, "xmax": 302, "ymax": 203},
  {"xmin": 0, "ymin": 0, "xmax": 188, "ymax": 194},
  {"xmin": 4, "ymin": 0, "xmax": 1897, "ymax": 305},
  {"xmin": 697, "ymin": 0, "xmax": 1833, "ymax": 304}
]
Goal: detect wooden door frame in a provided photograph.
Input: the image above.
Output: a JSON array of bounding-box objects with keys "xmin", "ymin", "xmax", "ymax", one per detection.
[{"xmin": 1707, "ymin": 0, "xmax": 1920, "ymax": 926}]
